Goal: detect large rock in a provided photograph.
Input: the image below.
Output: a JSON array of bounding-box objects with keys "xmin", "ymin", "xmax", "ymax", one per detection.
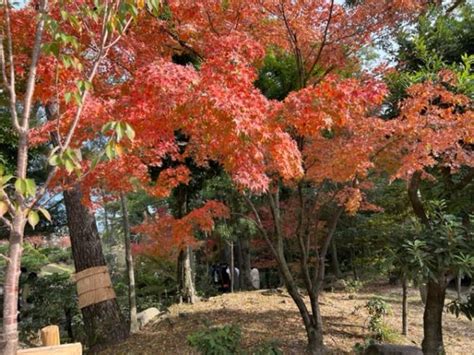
[
  {"xmin": 137, "ymin": 307, "xmax": 160, "ymax": 329},
  {"xmin": 364, "ymin": 344, "xmax": 423, "ymax": 355}
]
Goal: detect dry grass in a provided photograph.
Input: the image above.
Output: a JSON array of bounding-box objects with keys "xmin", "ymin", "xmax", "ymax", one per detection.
[{"xmin": 99, "ymin": 284, "xmax": 473, "ymax": 354}]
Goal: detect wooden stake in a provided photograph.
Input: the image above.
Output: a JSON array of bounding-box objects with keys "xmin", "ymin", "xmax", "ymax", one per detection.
[{"xmin": 40, "ymin": 325, "xmax": 60, "ymax": 346}]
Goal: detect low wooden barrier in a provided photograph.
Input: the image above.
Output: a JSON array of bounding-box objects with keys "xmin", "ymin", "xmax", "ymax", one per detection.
[
  {"xmin": 17, "ymin": 343, "xmax": 82, "ymax": 355},
  {"xmin": 17, "ymin": 325, "xmax": 82, "ymax": 355}
]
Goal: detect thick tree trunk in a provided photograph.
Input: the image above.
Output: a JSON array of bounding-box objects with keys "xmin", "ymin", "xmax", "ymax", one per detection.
[
  {"xmin": 178, "ymin": 246, "xmax": 197, "ymax": 303},
  {"xmin": 64, "ymin": 184, "xmax": 128, "ymax": 349},
  {"xmin": 238, "ymin": 237, "xmax": 252, "ymax": 290},
  {"xmin": 120, "ymin": 193, "xmax": 139, "ymax": 333},
  {"xmin": 1, "ymin": 217, "xmax": 26, "ymax": 355},
  {"xmin": 402, "ymin": 276, "xmax": 408, "ymax": 336},
  {"xmin": 284, "ymin": 274, "xmax": 324, "ymax": 355},
  {"xmin": 456, "ymin": 272, "xmax": 462, "ymax": 299},
  {"xmin": 330, "ymin": 238, "xmax": 342, "ymax": 279},
  {"xmin": 421, "ymin": 279, "xmax": 447, "ymax": 355},
  {"xmin": 230, "ymin": 241, "xmax": 234, "ymax": 293},
  {"xmin": 184, "ymin": 246, "xmax": 197, "ymax": 303}
]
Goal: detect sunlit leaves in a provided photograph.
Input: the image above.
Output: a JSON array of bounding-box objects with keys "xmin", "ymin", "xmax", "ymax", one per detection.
[
  {"xmin": 48, "ymin": 148, "xmax": 82, "ymax": 174},
  {"xmin": 14, "ymin": 178, "xmax": 36, "ymax": 198},
  {"xmin": 27, "ymin": 210, "xmax": 40, "ymax": 229},
  {"xmin": 0, "ymin": 201, "xmax": 8, "ymax": 217}
]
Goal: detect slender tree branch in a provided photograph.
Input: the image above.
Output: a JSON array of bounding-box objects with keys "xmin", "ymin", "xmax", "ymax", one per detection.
[
  {"xmin": 1, "ymin": 0, "xmax": 20, "ymax": 132},
  {"xmin": 0, "ymin": 216, "xmax": 12, "ymax": 230},
  {"xmin": 306, "ymin": 0, "xmax": 334, "ymax": 83},
  {"xmin": 446, "ymin": 0, "xmax": 465, "ymax": 14},
  {"xmin": 0, "ymin": 251, "xmax": 11, "ymax": 262},
  {"xmin": 243, "ymin": 194, "xmax": 279, "ymax": 259},
  {"xmin": 21, "ymin": 0, "xmax": 47, "ymax": 131},
  {"xmin": 312, "ymin": 206, "xmax": 343, "ymax": 293},
  {"xmin": 408, "ymin": 171, "xmax": 430, "ymax": 226}
]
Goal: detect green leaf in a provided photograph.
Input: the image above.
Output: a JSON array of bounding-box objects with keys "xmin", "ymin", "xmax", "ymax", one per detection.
[
  {"xmin": 125, "ymin": 123, "xmax": 135, "ymax": 140},
  {"xmin": 102, "ymin": 121, "xmax": 117, "ymax": 133},
  {"xmin": 116, "ymin": 122, "xmax": 125, "ymax": 142},
  {"xmin": 15, "ymin": 178, "xmax": 27, "ymax": 196},
  {"xmin": 0, "ymin": 175, "xmax": 13, "ymax": 186},
  {"xmin": 64, "ymin": 92, "xmax": 72, "ymax": 104},
  {"xmin": 64, "ymin": 158, "xmax": 75, "ymax": 173},
  {"xmin": 105, "ymin": 142, "xmax": 115, "ymax": 160},
  {"xmin": 38, "ymin": 207, "xmax": 52, "ymax": 222},
  {"xmin": 28, "ymin": 210, "xmax": 40, "ymax": 229},
  {"xmin": 25, "ymin": 179, "xmax": 37, "ymax": 197},
  {"xmin": 48, "ymin": 154, "xmax": 62, "ymax": 166}
]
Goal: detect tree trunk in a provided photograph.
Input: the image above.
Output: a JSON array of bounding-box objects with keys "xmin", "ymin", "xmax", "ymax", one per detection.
[
  {"xmin": 64, "ymin": 184, "xmax": 128, "ymax": 349},
  {"xmin": 421, "ymin": 279, "xmax": 447, "ymax": 355},
  {"xmin": 1, "ymin": 216, "xmax": 26, "ymax": 355},
  {"xmin": 230, "ymin": 241, "xmax": 234, "ymax": 293},
  {"xmin": 120, "ymin": 193, "xmax": 139, "ymax": 333},
  {"xmin": 456, "ymin": 272, "xmax": 462, "ymax": 299},
  {"xmin": 402, "ymin": 276, "xmax": 408, "ymax": 336},
  {"xmin": 330, "ymin": 238, "xmax": 342, "ymax": 279},
  {"xmin": 65, "ymin": 307, "xmax": 74, "ymax": 341},
  {"xmin": 238, "ymin": 237, "xmax": 252, "ymax": 290},
  {"xmin": 183, "ymin": 246, "xmax": 197, "ymax": 303},
  {"xmin": 284, "ymin": 272, "xmax": 324, "ymax": 355}
]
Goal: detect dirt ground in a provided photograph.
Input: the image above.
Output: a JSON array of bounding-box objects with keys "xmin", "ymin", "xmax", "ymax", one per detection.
[{"xmin": 99, "ymin": 284, "xmax": 473, "ymax": 354}]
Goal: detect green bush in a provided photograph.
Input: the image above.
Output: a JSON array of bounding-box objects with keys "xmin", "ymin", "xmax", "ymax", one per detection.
[
  {"xmin": 19, "ymin": 272, "xmax": 84, "ymax": 343},
  {"xmin": 365, "ymin": 297, "xmax": 398, "ymax": 343},
  {"xmin": 252, "ymin": 340, "xmax": 282, "ymax": 355},
  {"xmin": 187, "ymin": 324, "xmax": 242, "ymax": 355}
]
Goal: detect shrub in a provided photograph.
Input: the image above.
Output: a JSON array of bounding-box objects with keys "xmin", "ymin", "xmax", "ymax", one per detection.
[
  {"xmin": 188, "ymin": 324, "xmax": 242, "ymax": 355},
  {"xmin": 365, "ymin": 297, "xmax": 392, "ymax": 341},
  {"xmin": 252, "ymin": 340, "xmax": 283, "ymax": 355}
]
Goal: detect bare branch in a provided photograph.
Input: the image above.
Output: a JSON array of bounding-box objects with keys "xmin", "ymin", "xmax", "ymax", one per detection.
[
  {"xmin": 0, "ymin": 215, "xmax": 12, "ymax": 231},
  {"xmin": 1, "ymin": 0, "xmax": 20, "ymax": 132},
  {"xmin": 408, "ymin": 171, "xmax": 430, "ymax": 226},
  {"xmin": 0, "ymin": 251, "xmax": 11, "ymax": 262},
  {"xmin": 21, "ymin": 0, "xmax": 47, "ymax": 131},
  {"xmin": 243, "ymin": 193, "xmax": 279, "ymax": 259},
  {"xmin": 306, "ymin": 0, "xmax": 334, "ymax": 83},
  {"xmin": 446, "ymin": 0, "xmax": 465, "ymax": 14}
]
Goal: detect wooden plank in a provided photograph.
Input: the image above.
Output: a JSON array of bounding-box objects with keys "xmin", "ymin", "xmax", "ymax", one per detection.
[
  {"xmin": 78, "ymin": 286, "xmax": 116, "ymax": 309},
  {"xmin": 73, "ymin": 266, "xmax": 108, "ymax": 282},
  {"xmin": 40, "ymin": 325, "xmax": 60, "ymax": 346},
  {"xmin": 18, "ymin": 343, "xmax": 82, "ymax": 355},
  {"xmin": 76, "ymin": 271, "xmax": 110, "ymax": 295}
]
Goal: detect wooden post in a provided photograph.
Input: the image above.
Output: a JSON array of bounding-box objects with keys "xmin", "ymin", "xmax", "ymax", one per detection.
[{"xmin": 40, "ymin": 325, "xmax": 60, "ymax": 346}]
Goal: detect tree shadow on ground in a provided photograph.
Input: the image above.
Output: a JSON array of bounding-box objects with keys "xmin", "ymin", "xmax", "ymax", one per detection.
[{"xmin": 98, "ymin": 307, "xmax": 363, "ymax": 354}]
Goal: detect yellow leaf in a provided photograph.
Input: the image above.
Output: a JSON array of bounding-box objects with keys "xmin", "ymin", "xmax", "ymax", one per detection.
[{"xmin": 0, "ymin": 201, "xmax": 8, "ymax": 217}]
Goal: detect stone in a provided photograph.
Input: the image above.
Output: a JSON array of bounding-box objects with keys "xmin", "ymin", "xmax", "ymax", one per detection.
[
  {"xmin": 137, "ymin": 307, "xmax": 160, "ymax": 329},
  {"xmin": 364, "ymin": 344, "xmax": 423, "ymax": 355}
]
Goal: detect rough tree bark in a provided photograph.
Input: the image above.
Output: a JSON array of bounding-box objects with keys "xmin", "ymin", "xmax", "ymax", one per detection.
[
  {"xmin": 120, "ymin": 192, "xmax": 139, "ymax": 333},
  {"xmin": 229, "ymin": 241, "xmax": 234, "ymax": 292},
  {"xmin": 178, "ymin": 246, "xmax": 197, "ymax": 303},
  {"xmin": 64, "ymin": 184, "xmax": 128, "ymax": 349},
  {"xmin": 402, "ymin": 276, "xmax": 408, "ymax": 336},
  {"xmin": 408, "ymin": 172, "xmax": 447, "ymax": 355},
  {"xmin": 238, "ymin": 237, "xmax": 252, "ymax": 290},
  {"xmin": 330, "ymin": 238, "xmax": 342, "ymax": 279},
  {"xmin": 421, "ymin": 279, "xmax": 447, "ymax": 355}
]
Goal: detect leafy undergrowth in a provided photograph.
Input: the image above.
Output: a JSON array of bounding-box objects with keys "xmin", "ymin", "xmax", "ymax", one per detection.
[{"xmin": 99, "ymin": 284, "xmax": 473, "ymax": 354}]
